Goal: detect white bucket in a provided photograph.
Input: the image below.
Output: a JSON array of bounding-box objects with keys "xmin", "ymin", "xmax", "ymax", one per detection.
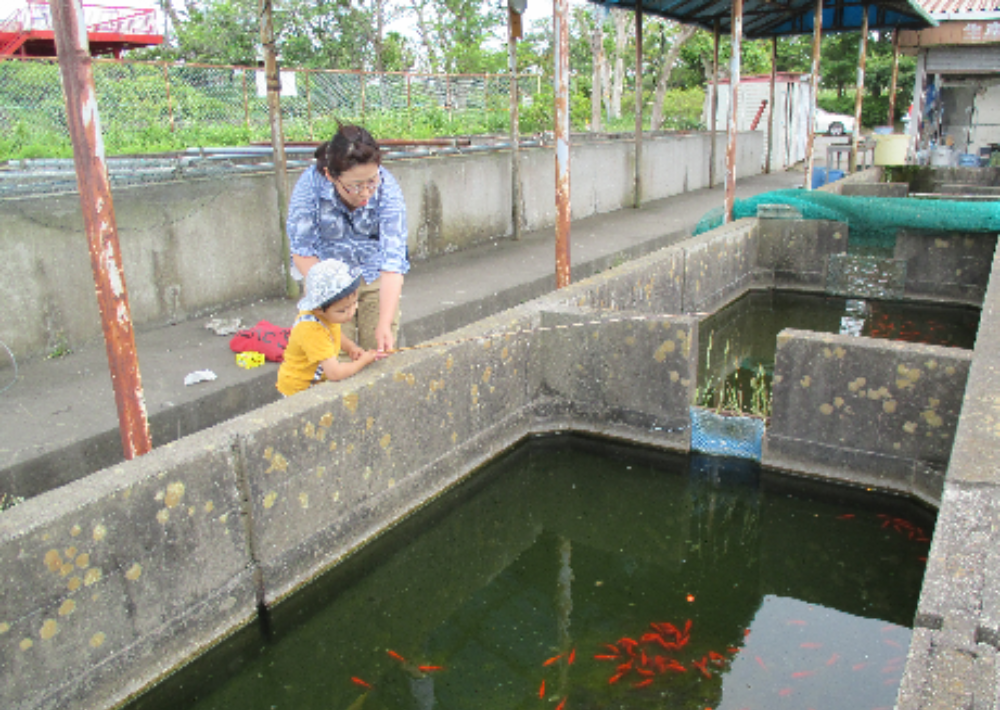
[
  {"xmin": 873, "ymin": 134, "xmax": 910, "ymax": 166},
  {"xmin": 930, "ymin": 146, "xmax": 955, "ymax": 167}
]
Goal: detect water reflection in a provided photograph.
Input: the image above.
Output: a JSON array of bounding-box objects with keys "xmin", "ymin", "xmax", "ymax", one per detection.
[
  {"xmin": 698, "ymin": 289, "xmax": 979, "ymax": 415},
  {"xmin": 125, "ymin": 436, "xmax": 932, "ymax": 710}
]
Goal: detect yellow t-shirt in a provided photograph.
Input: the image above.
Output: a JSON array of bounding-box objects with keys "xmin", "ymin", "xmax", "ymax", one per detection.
[{"xmin": 276, "ymin": 313, "xmax": 342, "ymax": 396}]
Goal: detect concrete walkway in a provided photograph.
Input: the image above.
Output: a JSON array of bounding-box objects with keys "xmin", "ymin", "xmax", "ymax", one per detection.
[{"xmin": 0, "ymin": 168, "xmax": 803, "ymax": 496}]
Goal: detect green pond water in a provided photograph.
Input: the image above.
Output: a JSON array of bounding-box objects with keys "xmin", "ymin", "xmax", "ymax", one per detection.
[
  {"xmin": 125, "ymin": 435, "xmax": 933, "ymax": 710},
  {"xmin": 697, "ymin": 289, "xmax": 980, "ymax": 415}
]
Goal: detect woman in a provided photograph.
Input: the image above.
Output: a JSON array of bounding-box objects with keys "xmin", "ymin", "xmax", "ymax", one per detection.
[{"xmin": 287, "ymin": 124, "xmax": 409, "ymax": 355}]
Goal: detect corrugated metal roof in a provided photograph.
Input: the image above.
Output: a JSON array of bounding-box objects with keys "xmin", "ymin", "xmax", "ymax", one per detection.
[
  {"xmin": 587, "ymin": 0, "xmax": 936, "ymax": 37},
  {"xmin": 915, "ymin": 0, "xmax": 1000, "ymax": 16}
]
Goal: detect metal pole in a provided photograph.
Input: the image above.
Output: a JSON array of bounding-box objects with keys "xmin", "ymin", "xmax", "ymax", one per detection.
[
  {"xmin": 163, "ymin": 62, "xmax": 174, "ymax": 133},
  {"xmin": 50, "ymin": 0, "xmax": 152, "ymax": 461},
  {"xmin": 724, "ymin": 0, "xmax": 742, "ymax": 223},
  {"xmin": 804, "ymin": 0, "xmax": 823, "ymax": 190},
  {"xmin": 305, "ymin": 70, "xmax": 313, "ymax": 141},
  {"xmin": 709, "ymin": 19, "xmax": 719, "ymax": 188},
  {"xmin": 242, "ymin": 68, "xmax": 250, "ymax": 134},
  {"xmin": 554, "ymin": 0, "xmax": 571, "ymax": 289},
  {"xmin": 633, "ymin": 2, "xmax": 643, "ymax": 208},
  {"xmin": 406, "ymin": 72, "xmax": 412, "ymax": 131},
  {"xmin": 850, "ymin": 5, "xmax": 869, "ymax": 174},
  {"xmin": 887, "ymin": 30, "xmax": 900, "ymax": 128},
  {"xmin": 361, "ymin": 71, "xmax": 367, "ymax": 121},
  {"xmin": 259, "ymin": 0, "xmax": 296, "ymax": 298},
  {"xmin": 766, "ymin": 36, "xmax": 776, "ymax": 174},
  {"xmin": 509, "ymin": 6, "xmax": 523, "ymax": 241}
]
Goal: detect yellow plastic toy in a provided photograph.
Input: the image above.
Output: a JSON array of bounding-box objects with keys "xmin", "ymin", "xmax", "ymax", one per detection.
[{"xmin": 235, "ymin": 351, "xmax": 266, "ymax": 369}]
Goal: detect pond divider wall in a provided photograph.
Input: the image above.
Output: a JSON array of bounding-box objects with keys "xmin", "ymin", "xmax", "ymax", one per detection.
[
  {"xmin": 766, "ymin": 330, "xmax": 971, "ymax": 507},
  {"xmin": 2, "ymin": 207, "xmax": 999, "ymax": 709}
]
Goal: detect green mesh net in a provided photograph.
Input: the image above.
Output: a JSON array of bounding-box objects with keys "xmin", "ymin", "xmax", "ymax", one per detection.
[{"xmin": 693, "ymin": 189, "xmax": 1000, "ymax": 254}]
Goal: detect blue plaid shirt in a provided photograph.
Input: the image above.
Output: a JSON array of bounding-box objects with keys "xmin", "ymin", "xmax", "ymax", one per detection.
[{"xmin": 287, "ymin": 165, "xmax": 410, "ymax": 284}]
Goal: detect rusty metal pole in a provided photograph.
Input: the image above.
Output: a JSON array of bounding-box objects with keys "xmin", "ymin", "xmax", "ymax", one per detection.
[
  {"xmin": 50, "ymin": 0, "xmax": 152, "ymax": 460},
  {"xmin": 633, "ymin": 2, "xmax": 643, "ymax": 208},
  {"xmin": 850, "ymin": 5, "xmax": 869, "ymax": 174},
  {"xmin": 887, "ymin": 30, "xmax": 900, "ymax": 127},
  {"xmin": 259, "ymin": 0, "xmax": 296, "ymax": 298},
  {"xmin": 766, "ymin": 36, "xmax": 776, "ymax": 174},
  {"xmin": 709, "ymin": 19, "xmax": 719, "ymax": 188},
  {"xmin": 554, "ymin": 0, "xmax": 571, "ymax": 289},
  {"xmin": 805, "ymin": 0, "xmax": 823, "ymax": 190},
  {"xmin": 724, "ymin": 0, "xmax": 742, "ymax": 223},
  {"xmin": 509, "ymin": 6, "xmax": 523, "ymax": 241}
]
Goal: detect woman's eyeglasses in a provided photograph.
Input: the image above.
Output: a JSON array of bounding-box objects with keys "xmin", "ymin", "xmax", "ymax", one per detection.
[{"xmin": 336, "ymin": 175, "xmax": 380, "ymax": 195}]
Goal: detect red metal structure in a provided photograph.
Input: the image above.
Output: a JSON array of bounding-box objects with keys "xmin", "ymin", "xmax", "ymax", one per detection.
[{"xmin": 1, "ymin": 0, "xmax": 162, "ymax": 58}]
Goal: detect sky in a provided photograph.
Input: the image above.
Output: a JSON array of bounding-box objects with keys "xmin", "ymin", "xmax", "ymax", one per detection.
[{"xmin": 520, "ymin": 0, "xmax": 591, "ymax": 27}]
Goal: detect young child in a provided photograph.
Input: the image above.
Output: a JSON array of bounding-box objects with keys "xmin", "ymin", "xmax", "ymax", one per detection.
[{"xmin": 276, "ymin": 258, "xmax": 378, "ymax": 396}]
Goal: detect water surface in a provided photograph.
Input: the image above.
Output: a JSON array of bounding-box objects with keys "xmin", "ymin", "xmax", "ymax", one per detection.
[
  {"xmin": 126, "ymin": 436, "xmax": 933, "ymax": 710},
  {"xmin": 697, "ymin": 289, "xmax": 980, "ymax": 415}
]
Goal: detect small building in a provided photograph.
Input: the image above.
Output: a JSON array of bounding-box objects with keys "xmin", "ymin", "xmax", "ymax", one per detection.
[
  {"xmin": 0, "ymin": 0, "xmax": 162, "ymax": 58},
  {"xmin": 898, "ymin": 0, "xmax": 1000, "ymax": 162},
  {"xmin": 703, "ymin": 72, "xmax": 813, "ymax": 172}
]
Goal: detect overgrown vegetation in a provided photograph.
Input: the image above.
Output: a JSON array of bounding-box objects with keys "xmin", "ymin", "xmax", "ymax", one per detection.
[{"xmin": 0, "ymin": 1, "xmax": 914, "ymax": 161}]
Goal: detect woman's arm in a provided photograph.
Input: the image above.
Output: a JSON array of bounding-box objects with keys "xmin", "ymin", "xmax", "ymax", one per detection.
[
  {"xmin": 287, "ymin": 168, "xmax": 324, "ymax": 276},
  {"xmin": 375, "ymin": 271, "xmax": 404, "ymax": 353}
]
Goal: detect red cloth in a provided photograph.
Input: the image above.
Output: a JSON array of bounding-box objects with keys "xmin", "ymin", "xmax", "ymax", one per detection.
[{"xmin": 229, "ymin": 320, "xmax": 290, "ymax": 362}]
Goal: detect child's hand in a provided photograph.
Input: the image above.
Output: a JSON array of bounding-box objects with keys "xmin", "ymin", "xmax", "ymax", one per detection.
[
  {"xmin": 344, "ymin": 343, "xmax": 365, "ymax": 361},
  {"xmin": 357, "ymin": 349, "xmax": 378, "ymax": 366}
]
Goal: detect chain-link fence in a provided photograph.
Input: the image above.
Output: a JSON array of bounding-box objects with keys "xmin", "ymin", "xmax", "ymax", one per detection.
[{"xmin": 0, "ymin": 56, "xmax": 547, "ymax": 161}]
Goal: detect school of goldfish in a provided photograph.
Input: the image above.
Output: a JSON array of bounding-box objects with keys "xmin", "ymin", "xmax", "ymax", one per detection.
[{"xmin": 346, "ymin": 511, "xmax": 930, "ymax": 708}]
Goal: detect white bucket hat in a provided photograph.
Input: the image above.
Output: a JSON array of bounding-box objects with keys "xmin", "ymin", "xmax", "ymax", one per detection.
[{"xmin": 298, "ymin": 259, "xmax": 363, "ymax": 311}]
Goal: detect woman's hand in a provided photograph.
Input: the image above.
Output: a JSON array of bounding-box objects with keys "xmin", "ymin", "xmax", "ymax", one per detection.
[{"xmin": 374, "ymin": 323, "xmax": 394, "ymax": 358}]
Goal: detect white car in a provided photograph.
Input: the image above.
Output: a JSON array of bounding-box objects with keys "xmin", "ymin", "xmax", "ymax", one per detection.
[{"xmin": 814, "ymin": 108, "xmax": 855, "ymax": 136}]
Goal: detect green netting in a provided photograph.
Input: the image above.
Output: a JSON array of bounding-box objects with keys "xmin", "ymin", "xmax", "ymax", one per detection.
[{"xmin": 694, "ymin": 189, "xmax": 1000, "ymax": 253}]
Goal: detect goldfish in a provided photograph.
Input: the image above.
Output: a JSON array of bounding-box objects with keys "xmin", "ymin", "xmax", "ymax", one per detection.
[
  {"xmin": 387, "ymin": 650, "xmax": 406, "ymax": 663},
  {"xmin": 800, "ymin": 642, "xmax": 822, "ymax": 649},
  {"xmin": 692, "ymin": 657, "xmax": 711, "ymax": 678},
  {"xmin": 632, "ymin": 677, "xmax": 654, "ymax": 688},
  {"xmin": 792, "ymin": 671, "xmax": 814, "ymax": 678},
  {"xmin": 539, "ymin": 680, "xmax": 545, "ymax": 698},
  {"xmin": 618, "ymin": 637, "xmax": 639, "ymax": 653},
  {"xmin": 543, "ymin": 654, "xmax": 563, "ymax": 666},
  {"xmin": 554, "ymin": 700, "xmax": 566, "ymax": 710},
  {"xmin": 568, "ymin": 648, "xmax": 576, "ymax": 665},
  {"xmin": 608, "ymin": 671, "xmax": 626, "ymax": 684},
  {"xmin": 594, "ymin": 654, "xmax": 619, "ymax": 661},
  {"xmin": 351, "ymin": 677, "xmax": 373, "ymax": 689},
  {"xmin": 418, "ymin": 665, "xmax": 444, "ymax": 672}
]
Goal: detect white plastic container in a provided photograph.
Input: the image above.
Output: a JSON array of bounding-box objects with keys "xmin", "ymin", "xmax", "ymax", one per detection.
[
  {"xmin": 930, "ymin": 146, "xmax": 955, "ymax": 167},
  {"xmin": 873, "ymin": 134, "xmax": 911, "ymax": 166}
]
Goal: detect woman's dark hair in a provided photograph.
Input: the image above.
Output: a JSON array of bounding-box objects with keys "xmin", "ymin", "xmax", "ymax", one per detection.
[{"xmin": 314, "ymin": 124, "xmax": 381, "ymax": 177}]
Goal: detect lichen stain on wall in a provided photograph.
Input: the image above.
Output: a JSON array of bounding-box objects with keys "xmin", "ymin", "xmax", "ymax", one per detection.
[{"xmin": 653, "ymin": 339, "xmax": 676, "ymax": 363}]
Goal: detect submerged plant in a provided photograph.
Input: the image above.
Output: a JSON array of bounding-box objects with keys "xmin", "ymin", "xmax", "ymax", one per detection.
[{"xmin": 693, "ymin": 330, "xmax": 771, "ymax": 419}]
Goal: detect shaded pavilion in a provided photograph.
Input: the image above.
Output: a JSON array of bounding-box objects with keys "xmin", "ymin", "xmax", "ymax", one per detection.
[{"xmin": 584, "ymin": 0, "xmax": 936, "ymax": 220}]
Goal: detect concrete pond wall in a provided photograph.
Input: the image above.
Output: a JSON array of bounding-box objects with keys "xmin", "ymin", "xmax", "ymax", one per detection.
[{"xmin": 2, "ymin": 188, "xmax": 1000, "ymax": 709}]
